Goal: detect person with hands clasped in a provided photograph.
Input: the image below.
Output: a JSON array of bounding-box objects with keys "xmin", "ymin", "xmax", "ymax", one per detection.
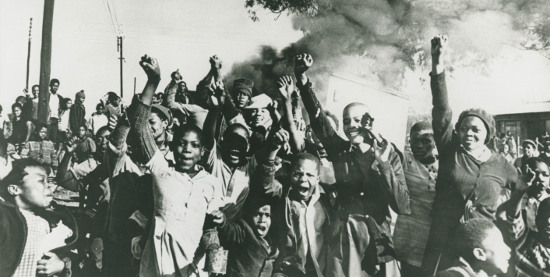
[
  {"xmin": 296, "ymin": 52, "xmax": 410, "ymax": 277},
  {"xmin": 422, "ymin": 35, "xmax": 519, "ymax": 276}
]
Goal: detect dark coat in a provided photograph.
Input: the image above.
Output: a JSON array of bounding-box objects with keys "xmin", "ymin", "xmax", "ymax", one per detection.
[
  {"xmin": 69, "ymin": 103, "xmax": 86, "ymax": 135},
  {"xmin": 297, "ymin": 80, "xmax": 410, "ymax": 271},
  {"xmin": 219, "ymin": 218, "xmax": 278, "ymax": 277},
  {"xmin": 0, "ymin": 200, "xmax": 78, "ymax": 277},
  {"xmin": 422, "ymin": 72, "xmax": 518, "ymax": 275}
]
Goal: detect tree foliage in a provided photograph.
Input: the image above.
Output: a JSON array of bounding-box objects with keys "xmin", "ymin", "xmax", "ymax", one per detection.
[{"xmin": 245, "ymin": 0, "xmax": 320, "ymax": 20}]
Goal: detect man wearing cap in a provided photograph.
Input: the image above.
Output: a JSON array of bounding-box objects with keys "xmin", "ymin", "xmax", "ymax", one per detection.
[
  {"xmin": 514, "ymin": 139, "xmax": 538, "ymax": 172},
  {"xmin": 232, "ymin": 78, "xmax": 253, "ymax": 110}
]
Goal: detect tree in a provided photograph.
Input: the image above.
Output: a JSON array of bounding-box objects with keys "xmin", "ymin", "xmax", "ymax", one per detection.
[{"xmin": 245, "ymin": 0, "xmax": 320, "ymax": 21}]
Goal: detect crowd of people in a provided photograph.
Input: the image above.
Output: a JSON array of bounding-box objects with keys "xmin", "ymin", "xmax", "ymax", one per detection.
[{"xmin": 1, "ymin": 35, "xmax": 550, "ymax": 277}]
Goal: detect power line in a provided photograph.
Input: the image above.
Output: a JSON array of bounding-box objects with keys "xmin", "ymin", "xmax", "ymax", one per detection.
[{"xmin": 103, "ymin": 0, "xmax": 121, "ymax": 36}]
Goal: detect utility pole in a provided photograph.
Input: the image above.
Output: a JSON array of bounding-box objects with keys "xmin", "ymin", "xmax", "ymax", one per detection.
[
  {"xmin": 117, "ymin": 36, "xmax": 124, "ymax": 98},
  {"xmin": 133, "ymin": 77, "xmax": 136, "ymax": 95},
  {"xmin": 37, "ymin": 0, "xmax": 55, "ymax": 125},
  {"xmin": 25, "ymin": 18, "xmax": 33, "ymax": 92}
]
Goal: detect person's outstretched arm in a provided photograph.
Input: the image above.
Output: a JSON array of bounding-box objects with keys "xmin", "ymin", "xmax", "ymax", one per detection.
[
  {"xmin": 277, "ymin": 76, "xmax": 305, "ymax": 153},
  {"xmin": 126, "ymin": 55, "xmax": 161, "ymax": 164},
  {"xmin": 202, "ymin": 81, "xmax": 225, "ymax": 151},
  {"xmin": 197, "ymin": 55, "xmax": 222, "ymax": 89},
  {"xmin": 295, "ymin": 53, "xmax": 348, "ymax": 160},
  {"xmin": 430, "ymin": 35, "xmax": 454, "ymax": 152}
]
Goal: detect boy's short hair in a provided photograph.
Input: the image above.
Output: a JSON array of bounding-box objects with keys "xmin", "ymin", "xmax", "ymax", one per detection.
[
  {"xmin": 291, "ymin": 152, "xmax": 321, "ymax": 173},
  {"xmin": 49, "ymin": 79, "xmax": 60, "ymax": 86},
  {"xmin": 0, "ymin": 158, "xmax": 46, "ymax": 201},
  {"xmin": 171, "ymin": 123, "xmax": 204, "ymax": 148},
  {"xmin": 455, "ymin": 219, "xmax": 497, "ymax": 263},
  {"xmin": 32, "ymin": 84, "xmax": 39, "ymax": 90},
  {"xmin": 410, "ymin": 121, "xmax": 433, "ymax": 135}
]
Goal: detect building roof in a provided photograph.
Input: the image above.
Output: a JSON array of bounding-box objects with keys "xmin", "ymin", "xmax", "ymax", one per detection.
[{"xmin": 491, "ymin": 101, "xmax": 550, "ymax": 116}]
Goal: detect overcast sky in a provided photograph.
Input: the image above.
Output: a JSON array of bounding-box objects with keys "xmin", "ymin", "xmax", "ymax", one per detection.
[{"xmin": 0, "ymin": 0, "xmax": 302, "ymax": 114}]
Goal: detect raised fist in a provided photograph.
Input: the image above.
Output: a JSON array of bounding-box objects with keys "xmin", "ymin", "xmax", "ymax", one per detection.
[
  {"xmin": 361, "ymin": 113, "xmax": 374, "ymax": 130},
  {"xmin": 272, "ymin": 129, "xmax": 290, "ymax": 147},
  {"xmin": 139, "ymin": 54, "xmax": 161, "ymax": 81},
  {"xmin": 294, "ymin": 53, "xmax": 313, "ymax": 76},
  {"xmin": 431, "ymin": 35, "xmax": 447, "ymax": 58},
  {"xmin": 277, "ymin": 75, "xmax": 294, "ymax": 100},
  {"xmin": 209, "ymin": 210, "xmax": 225, "ymax": 226},
  {"xmin": 209, "ymin": 55, "xmax": 222, "ymax": 71}
]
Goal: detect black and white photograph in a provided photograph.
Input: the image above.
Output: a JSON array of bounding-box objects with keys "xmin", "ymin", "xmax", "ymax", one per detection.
[{"xmin": 2, "ymin": 0, "xmax": 550, "ymax": 276}]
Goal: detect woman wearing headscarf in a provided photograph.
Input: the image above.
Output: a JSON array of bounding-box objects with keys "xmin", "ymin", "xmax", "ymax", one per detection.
[{"xmin": 421, "ymin": 35, "xmax": 518, "ymax": 276}]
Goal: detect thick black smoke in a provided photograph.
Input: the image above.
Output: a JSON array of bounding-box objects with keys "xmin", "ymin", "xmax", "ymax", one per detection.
[{"xmin": 226, "ymin": 0, "xmax": 550, "ymax": 106}]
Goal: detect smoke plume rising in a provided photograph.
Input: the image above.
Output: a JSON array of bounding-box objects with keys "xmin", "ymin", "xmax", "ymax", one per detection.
[{"xmin": 225, "ymin": 0, "xmax": 550, "ymax": 115}]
